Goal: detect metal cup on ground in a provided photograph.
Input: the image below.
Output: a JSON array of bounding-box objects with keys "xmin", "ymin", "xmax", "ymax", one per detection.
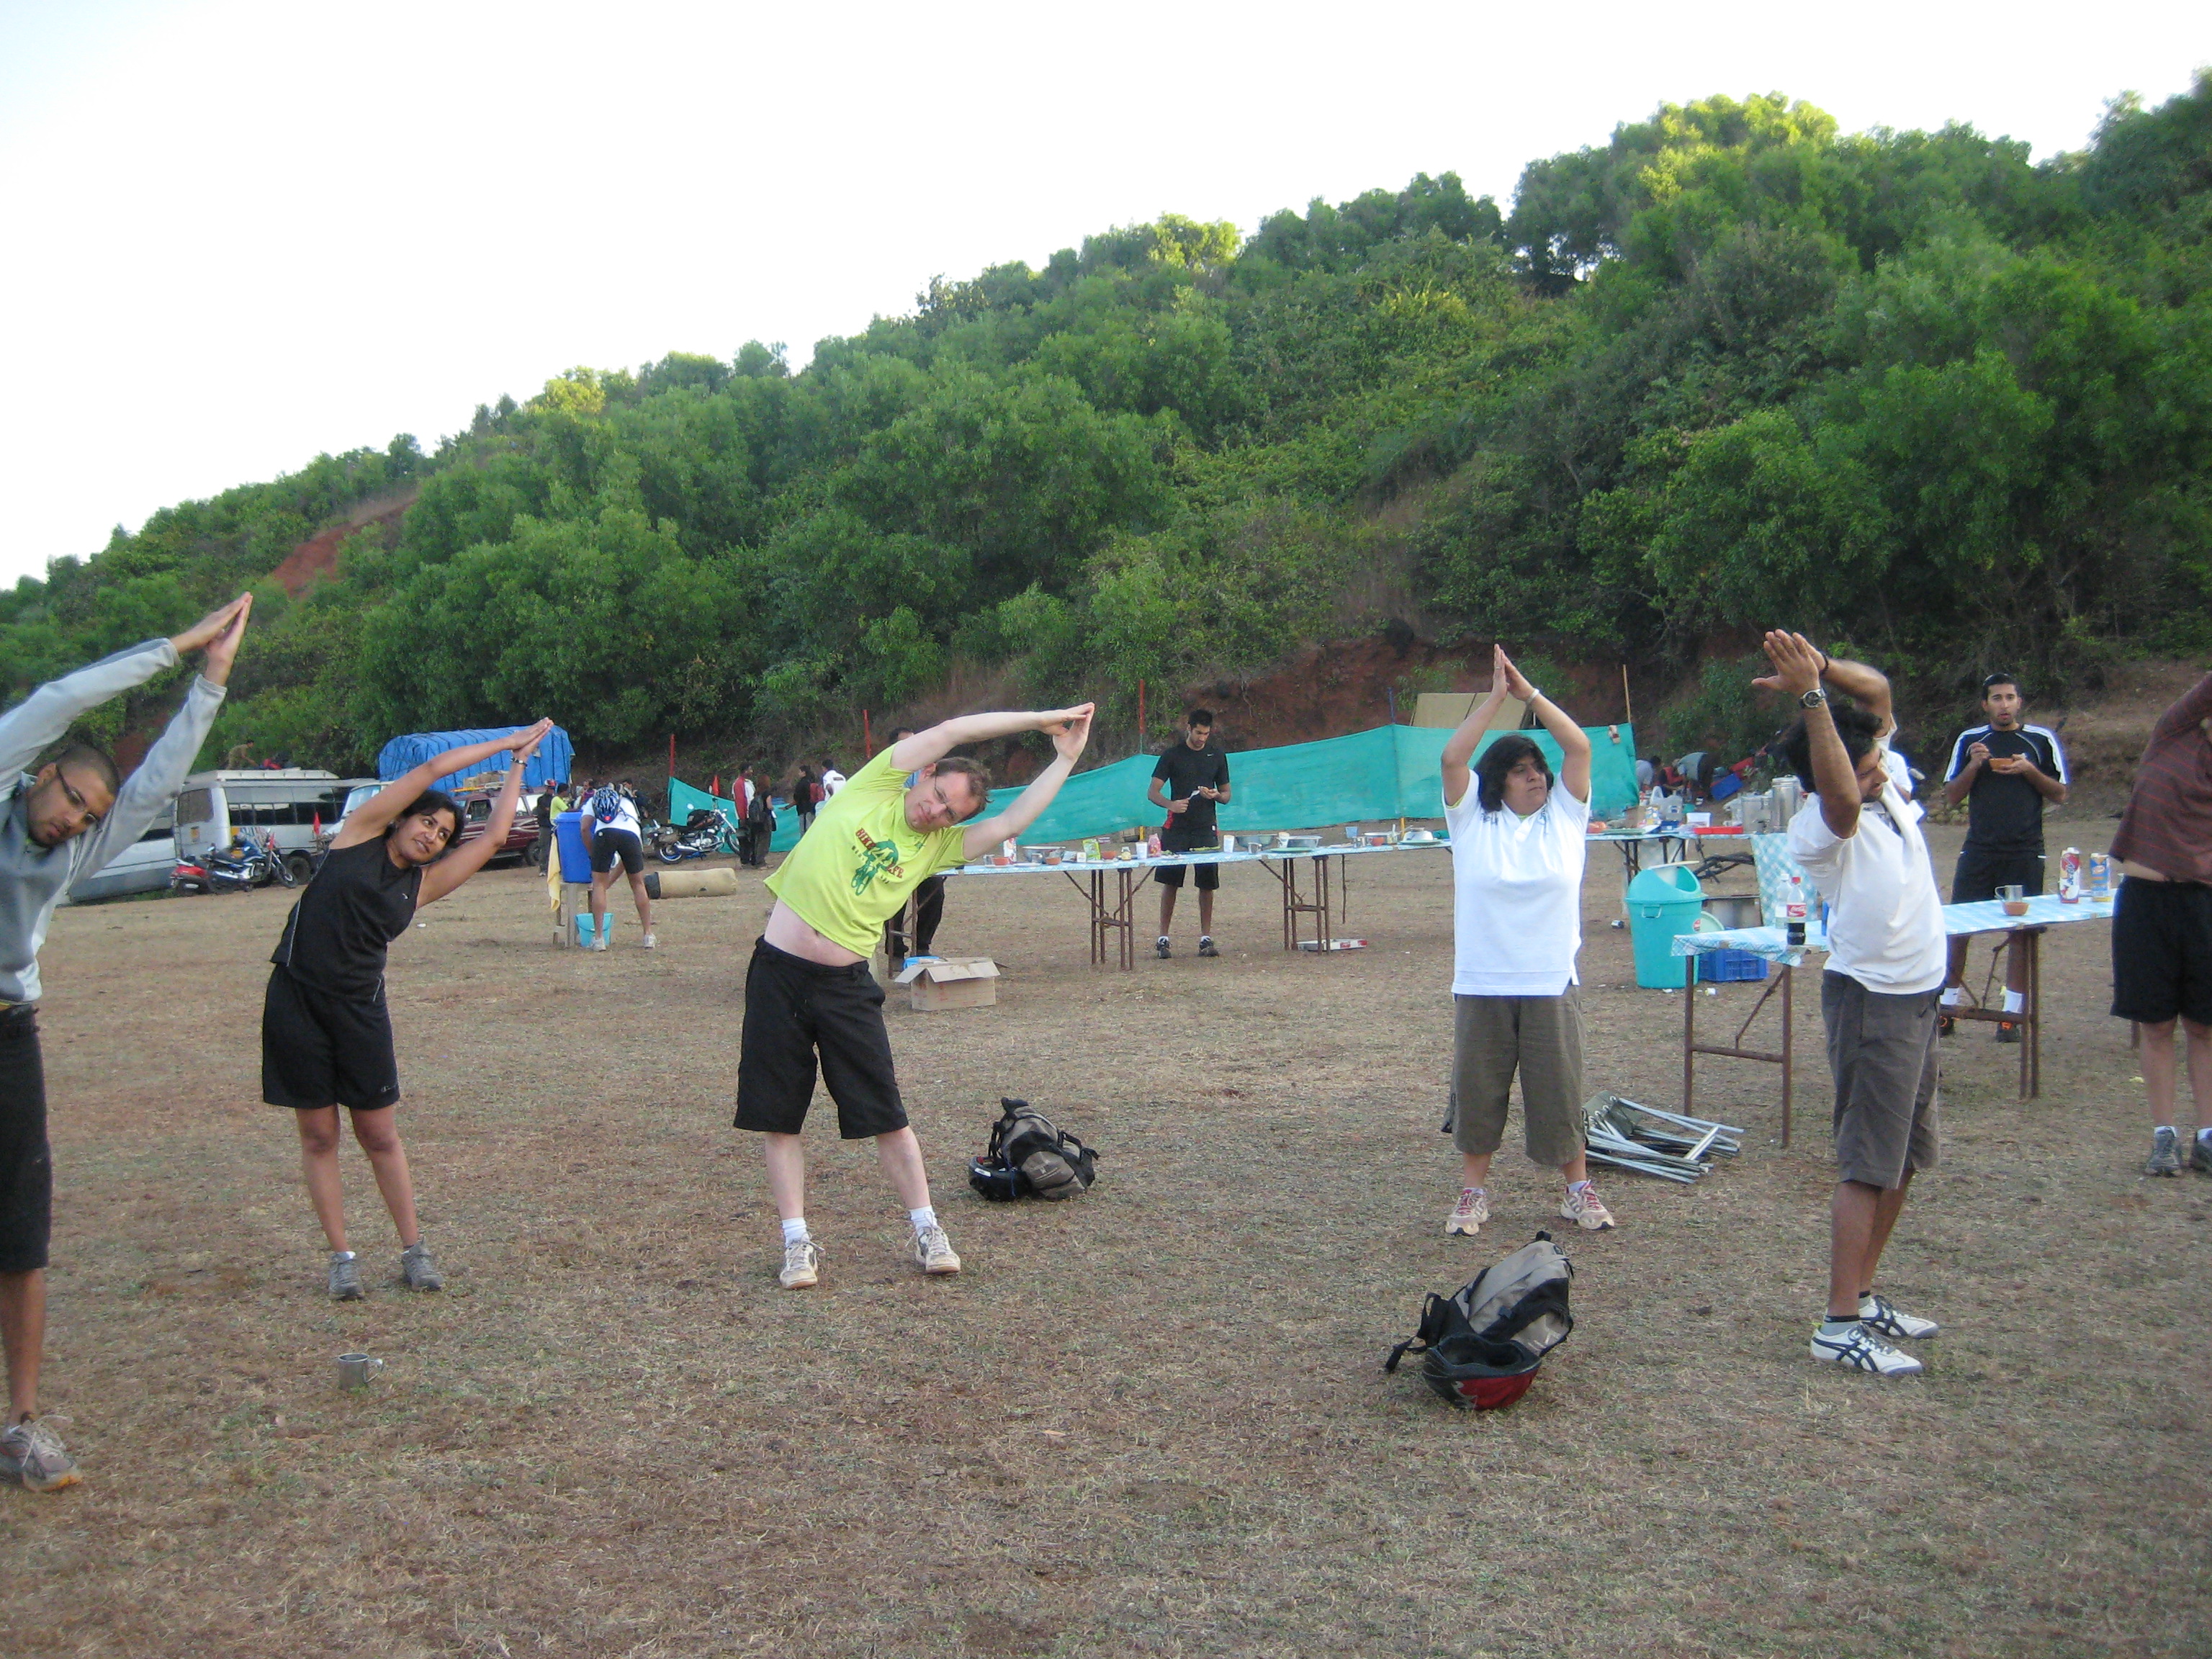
[{"xmin": 336, "ymin": 1352, "xmax": 385, "ymax": 1390}]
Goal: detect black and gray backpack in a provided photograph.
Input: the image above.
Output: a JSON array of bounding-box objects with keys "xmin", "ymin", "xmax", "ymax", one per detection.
[
  {"xmin": 968, "ymin": 1099, "xmax": 1098, "ymax": 1201},
  {"xmin": 1384, "ymin": 1233, "xmax": 1575, "ymax": 1408}
]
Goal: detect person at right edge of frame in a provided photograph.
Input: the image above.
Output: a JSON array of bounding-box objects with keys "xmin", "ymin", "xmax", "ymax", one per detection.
[
  {"xmin": 1938, "ymin": 673, "xmax": 2069, "ymax": 1041},
  {"xmin": 2115, "ymin": 669, "xmax": 2212, "ymax": 1178},
  {"xmin": 1148, "ymin": 709, "xmax": 1231, "ymax": 959},
  {"xmin": 741, "ymin": 703, "xmax": 1094, "ymax": 1291},
  {"xmin": 1, "ymin": 595, "xmax": 254, "ymax": 1492},
  {"xmin": 1764, "ymin": 631, "xmax": 1946, "ymax": 1378}
]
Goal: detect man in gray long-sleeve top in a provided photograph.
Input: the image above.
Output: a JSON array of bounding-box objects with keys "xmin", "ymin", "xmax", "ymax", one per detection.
[{"xmin": 0, "ymin": 595, "xmax": 252, "ymax": 1491}]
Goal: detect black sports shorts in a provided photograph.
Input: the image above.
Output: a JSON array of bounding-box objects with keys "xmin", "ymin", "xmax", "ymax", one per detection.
[
  {"xmin": 1154, "ymin": 828, "xmax": 1220, "ymax": 891},
  {"xmin": 0, "ymin": 1006, "xmax": 52, "ymax": 1274},
  {"xmin": 592, "ymin": 827, "xmax": 644, "ymax": 876},
  {"xmin": 734, "ymin": 938, "xmax": 907, "ymax": 1140},
  {"xmin": 1951, "ymin": 844, "xmax": 2046, "ymax": 904},
  {"xmin": 2110, "ymin": 878, "xmax": 2212, "ymax": 1028},
  {"xmin": 261, "ymin": 966, "xmax": 402, "ymax": 1112}
]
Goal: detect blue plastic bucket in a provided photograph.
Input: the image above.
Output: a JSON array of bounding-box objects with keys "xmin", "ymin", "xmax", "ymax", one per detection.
[{"xmin": 1627, "ymin": 863, "xmax": 1705, "ymax": 989}]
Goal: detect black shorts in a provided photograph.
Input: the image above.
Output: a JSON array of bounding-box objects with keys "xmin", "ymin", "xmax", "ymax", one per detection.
[
  {"xmin": 261, "ymin": 966, "xmax": 402, "ymax": 1112},
  {"xmin": 0, "ymin": 1007, "xmax": 52, "ymax": 1274},
  {"xmin": 1155, "ymin": 830, "xmax": 1220, "ymax": 891},
  {"xmin": 592, "ymin": 827, "xmax": 644, "ymax": 876},
  {"xmin": 1951, "ymin": 845, "xmax": 2046, "ymax": 903},
  {"xmin": 2110, "ymin": 878, "xmax": 2212, "ymax": 1028},
  {"xmin": 734, "ymin": 939, "xmax": 908, "ymax": 1139}
]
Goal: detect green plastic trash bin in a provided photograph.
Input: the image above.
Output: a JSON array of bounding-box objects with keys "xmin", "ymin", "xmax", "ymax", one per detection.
[{"xmin": 1627, "ymin": 863, "xmax": 1706, "ymax": 989}]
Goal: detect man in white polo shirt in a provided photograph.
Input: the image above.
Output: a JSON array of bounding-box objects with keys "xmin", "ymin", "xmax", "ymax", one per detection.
[{"xmin": 1765, "ymin": 631, "xmax": 1946, "ymax": 1379}]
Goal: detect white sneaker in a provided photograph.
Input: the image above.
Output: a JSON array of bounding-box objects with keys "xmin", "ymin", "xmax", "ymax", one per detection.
[
  {"xmin": 1445, "ymin": 1187, "xmax": 1489, "ymax": 1236},
  {"xmin": 778, "ymin": 1238, "xmax": 820, "ymax": 1290},
  {"xmin": 1858, "ymin": 1293, "xmax": 1939, "ymax": 1340},
  {"xmin": 641, "ymin": 932, "xmax": 657, "ymax": 949},
  {"xmin": 913, "ymin": 1225, "xmax": 961, "ymax": 1275},
  {"xmin": 1560, "ymin": 1181, "xmax": 1616, "ymax": 1231},
  {"xmin": 1811, "ymin": 1320, "xmax": 1923, "ymax": 1376},
  {"xmin": 591, "ymin": 932, "xmax": 608, "ymax": 952}
]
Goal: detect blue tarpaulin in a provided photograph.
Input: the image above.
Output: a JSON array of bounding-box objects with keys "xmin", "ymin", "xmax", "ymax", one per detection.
[
  {"xmin": 377, "ymin": 727, "xmax": 575, "ymax": 792},
  {"xmin": 667, "ymin": 721, "xmax": 1637, "ymax": 855}
]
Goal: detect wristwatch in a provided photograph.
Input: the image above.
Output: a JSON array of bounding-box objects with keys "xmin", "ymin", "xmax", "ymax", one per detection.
[{"xmin": 1799, "ymin": 688, "xmax": 1829, "ymax": 709}]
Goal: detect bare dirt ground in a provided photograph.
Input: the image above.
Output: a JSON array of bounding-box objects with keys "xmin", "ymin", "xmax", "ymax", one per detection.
[{"xmin": 4, "ymin": 814, "xmax": 2206, "ymax": 1658}]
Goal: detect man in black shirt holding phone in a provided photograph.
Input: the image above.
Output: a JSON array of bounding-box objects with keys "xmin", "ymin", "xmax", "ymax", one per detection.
[
  {"xmin": 1940, "ymin": 673, "xmax": 2069, "ymax": 1040},
  {"xmin": 1149, "ymin": 709, "xmax": 1231, "ymax": 959}
]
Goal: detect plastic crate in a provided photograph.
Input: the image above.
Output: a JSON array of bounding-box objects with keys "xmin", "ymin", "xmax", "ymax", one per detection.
[{"xmin": 1696, "ymin": 948, "xmax": 1769, "ymax": 984}]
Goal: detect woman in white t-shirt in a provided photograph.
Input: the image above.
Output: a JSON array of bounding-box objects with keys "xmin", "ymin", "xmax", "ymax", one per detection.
[{"xmin": 1439, "ymin": 646, "xmax": 1616, "ymax": 1237}]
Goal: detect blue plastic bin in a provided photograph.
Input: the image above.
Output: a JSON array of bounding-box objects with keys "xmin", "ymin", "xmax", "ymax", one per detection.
[
  {"xmin": 554, "ymin": 811, "xmax": 591, "ymax": 884},
  {"xmin": 1627, "ymin": 864, "xmax": 1705, "ymax": 989},
  {"xmin": 1697, "ymin": 948, "xmax": 1769, "ymax": 984}
]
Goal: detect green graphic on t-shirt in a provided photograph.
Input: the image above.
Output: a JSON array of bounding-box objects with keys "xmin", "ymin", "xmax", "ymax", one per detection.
[{"xmin": 852, "ymin": 830, "xmax": 905, "ymax": 895}]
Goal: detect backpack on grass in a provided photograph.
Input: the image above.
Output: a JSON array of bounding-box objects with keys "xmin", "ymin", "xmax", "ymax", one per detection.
[
  {"xmin": 1383, "ymin": 1233, "xmax": 1574, "ymax": 1409},
  {"xmin": 968, "ymin": 1098, "xmax": 1098, "ymax": 1201}
]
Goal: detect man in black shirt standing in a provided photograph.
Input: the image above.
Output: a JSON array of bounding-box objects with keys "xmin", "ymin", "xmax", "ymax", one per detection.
[
  {"xmin": 1940, "ymin": 673, "xmax": 2069, "ymax": 1040},
  {"xmin": 1148, "ymin": 709, "xmax": 1232, "ymax": 959}
]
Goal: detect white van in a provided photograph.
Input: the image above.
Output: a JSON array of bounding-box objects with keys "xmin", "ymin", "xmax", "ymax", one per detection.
[
  {"xmin": 172, "ymin": 770, "xmax": 379, "ymax": 884},
  {"xmin": 66, "ymin": 821, "xmax": 177, "ymax": 903}
]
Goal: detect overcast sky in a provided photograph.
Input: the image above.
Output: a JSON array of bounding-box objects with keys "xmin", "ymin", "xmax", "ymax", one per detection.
[{"xmin": 0, "ymin": 0, "xmax": 2201, "ymax": 587}]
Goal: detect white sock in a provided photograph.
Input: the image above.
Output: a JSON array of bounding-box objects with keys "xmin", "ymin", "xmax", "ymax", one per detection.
[
  {"xmin": 1940, "ymin": 985, "xmax": 1965, "ymax": 1007},
  {"xmin": 780, "ymin": 1218, "xmax": 809, "ymax": 1246},
  {"xmin": 1568, "ymin": 1179, "xmax": 1593, "ymax": 1194},
  {"xmin": 909, "ymin": 1206, "xmax": 938, "ymax": 1234},
  {"xmin": 2002, "ymin": 990, "xmax": 2025, "ymax": 1015},
  {"xmin": 2157, "ymin": 1125, "xmax": 2177, "ymax": 1137},
  {"xmin": 2197, "ymin": 1128, "xmax": 2212, "ymax": 1146}
]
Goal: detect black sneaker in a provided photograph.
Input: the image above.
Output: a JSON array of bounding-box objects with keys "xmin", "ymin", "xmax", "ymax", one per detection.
[
  {"xmin": 2192, "ymin": 1134, "xmax": 2212, "ymax": 1177},
  {"xmin": 1995, "ymin": 1020, "xmax": 2021, "ymax": 1044},
  {"xmin": 2146, "ymin": 1127, "xmax": 2183, "ymax": 1177},
  {"xmin": 1154, "ymin": 936, "xmax": 1172, "ymax": 960},
  {"xmin": 1938, "ymin": 1012, "xmax": 1957, "ymax": 1038},
  {"xmin": 1197, "ymin": 936, "xmax": 1219, "ymax": 958}
]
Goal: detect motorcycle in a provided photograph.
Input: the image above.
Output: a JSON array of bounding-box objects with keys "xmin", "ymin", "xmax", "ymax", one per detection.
[
  {"xmin": 204, "ymin": 832, "xmax": 297, "ymax": 893},
  {"xmin": 169, "ymin": 853, "xmax": 211, "ymax": 895},
  {"xmin": 652, "ymin": 807, "xmax": 737, "ymax": 864}
]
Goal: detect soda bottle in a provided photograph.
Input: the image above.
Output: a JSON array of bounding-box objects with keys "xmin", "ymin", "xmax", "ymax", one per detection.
[
  {"xmin": 2058, "ymin": 848, "xmax": 2081, "ymax": 904},
  {"xmin": 1785, "ymin": 874, "xmax": 1807, "ymax": 948}
]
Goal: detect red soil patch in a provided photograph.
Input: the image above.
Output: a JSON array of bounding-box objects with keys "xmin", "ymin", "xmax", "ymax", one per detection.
[{"xmin": 264, "ymin": 483, "xmax": 419, "ymax": 598}]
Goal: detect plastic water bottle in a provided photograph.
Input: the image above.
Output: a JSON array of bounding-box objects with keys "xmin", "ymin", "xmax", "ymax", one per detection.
[{"xmin": 1785, "ymin": 875, "xmax": 1807, "ymax": 948}]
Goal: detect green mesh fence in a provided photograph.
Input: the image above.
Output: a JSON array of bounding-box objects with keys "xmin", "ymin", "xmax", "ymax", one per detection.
[{"xmin": 670, "ymin": 722, "xmax": 1637, "ymax": 855}]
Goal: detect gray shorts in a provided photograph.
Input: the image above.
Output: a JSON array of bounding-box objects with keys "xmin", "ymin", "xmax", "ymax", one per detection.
[
  {"xmin": 1445, "ymin": 989, "xmax": 1586, "ymax": 1166},
  {"xmin": 1821, "ymin": 971, "xmax": 1941, "ymax": 1189}
]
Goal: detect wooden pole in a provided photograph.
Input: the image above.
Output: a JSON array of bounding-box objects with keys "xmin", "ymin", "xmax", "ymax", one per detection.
[
  {"xmin": 1620, "ymin": 665, "xmax": 1635, "ymax": 730},
  {"xmin": 1138, "ymin": 680, "xmax": 1146, "ymax": 749},
  {"xmin": 863, "ymin": 710, "xmax": 873, "ymax": 756},
  {"xmin": 668, "ymin": 732, "xmax": 676, "ymax": 782}
]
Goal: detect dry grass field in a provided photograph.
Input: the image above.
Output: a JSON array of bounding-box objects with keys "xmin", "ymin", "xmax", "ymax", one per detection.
[{"xmin": 3, "ymin": 816, "xmax": 2206, "ymax": 1658}]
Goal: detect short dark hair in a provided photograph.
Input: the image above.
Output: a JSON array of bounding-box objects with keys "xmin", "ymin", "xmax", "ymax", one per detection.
[
  {"xmin": 1474, "ymin": 734, "xmax": 1552, "ymax": 813},
  {"xmin": 384, "ymin": 788, "xmax": 464, "ymax": 858},
  {"xmin": 928, "ymin": 756, "xmax": 995, "ymax": 819},
  {"xmin": 1775, "ymin": 709, "xmax": 1885, "ymax": 792},
  {"xmin": 1981, "ymin": 673, "xmax": 2020, "ymax": 697},
  {"xmin": 1187, "ymin": 709, "xmax": 1213, "ymax": 728},
  {"xmin": 48, "ymin": 742, "xmax": 121, "ymax": 797}
]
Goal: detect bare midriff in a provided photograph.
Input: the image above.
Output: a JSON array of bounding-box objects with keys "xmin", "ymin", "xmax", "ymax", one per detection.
[{"xmin": 762, "ymin": 899, "xmax": 866, "ymax": 966}]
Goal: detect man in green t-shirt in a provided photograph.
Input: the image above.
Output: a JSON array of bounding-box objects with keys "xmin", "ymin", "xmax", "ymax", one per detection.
[{"xmin": 741, "ymin": 703, "xmax": 1094, "ymax": 1289}]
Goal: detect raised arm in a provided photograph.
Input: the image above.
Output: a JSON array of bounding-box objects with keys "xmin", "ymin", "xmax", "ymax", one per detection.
[
  {"xmin": 2151, "ymin": 671, "xmax": 2212, "ymax": 743},
  {"xmin": 891, "ymin": 706, "xmax": 1093, "ymax": 775},
  {"xmin": 334, "ymin": 721, "xmax": 554, "ymax": 849},
  {"xmin": 72, "ymin": 598, "xmax": 254, "ymax": 874},
  {"xmin": 417, "ymin": 724, "xmax": 553, "ymax": 906},
  {"xmin": 1440, "ymin": 645, "xmax": 1514, "ymax": 809},
  {"xmin": 0, "ymin": 596, "xmax": 251, "ymax": 778},
  {"xmin": 1496, "ymin": 647, "xmax": 1591, "ymax": 804},
  {"xmin": 1810, "ymin": 652, "xmax": 1894, "ymax": 738},
  {"xmin": 961, "ymin": 709, "xmax": 1094, "ymax": 860},
  {"xmin": 1763, "ymin": 631, "xmax": 1863, "ymax": 837}
]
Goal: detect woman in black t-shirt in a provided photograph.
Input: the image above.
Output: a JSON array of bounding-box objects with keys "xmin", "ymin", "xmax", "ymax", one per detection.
[{"xmin": 264, "ymin": 720, "xmax": 553, "ymax": 1301}]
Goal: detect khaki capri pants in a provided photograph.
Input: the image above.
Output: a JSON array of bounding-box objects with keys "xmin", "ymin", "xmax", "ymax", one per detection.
[{"xmin": 1446, "ymin": 989, "xmax": 1587, "ymax": 1167}]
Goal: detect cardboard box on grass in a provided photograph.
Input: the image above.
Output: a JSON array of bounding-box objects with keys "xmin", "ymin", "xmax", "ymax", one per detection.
[{"xmin": 894, "ymin": 956, "xmax": 1000, "ymax": 1012}]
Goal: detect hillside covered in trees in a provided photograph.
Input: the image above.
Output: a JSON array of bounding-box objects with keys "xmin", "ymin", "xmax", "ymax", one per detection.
[{"xmin": 4, "ymin": 76, "xmax": 2208, "ymax": 771}]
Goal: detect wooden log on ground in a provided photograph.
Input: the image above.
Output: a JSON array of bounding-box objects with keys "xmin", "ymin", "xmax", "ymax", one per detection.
[{"xmin": 644, "ymin": 866, "xmax": 740, "ymax": 900}]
